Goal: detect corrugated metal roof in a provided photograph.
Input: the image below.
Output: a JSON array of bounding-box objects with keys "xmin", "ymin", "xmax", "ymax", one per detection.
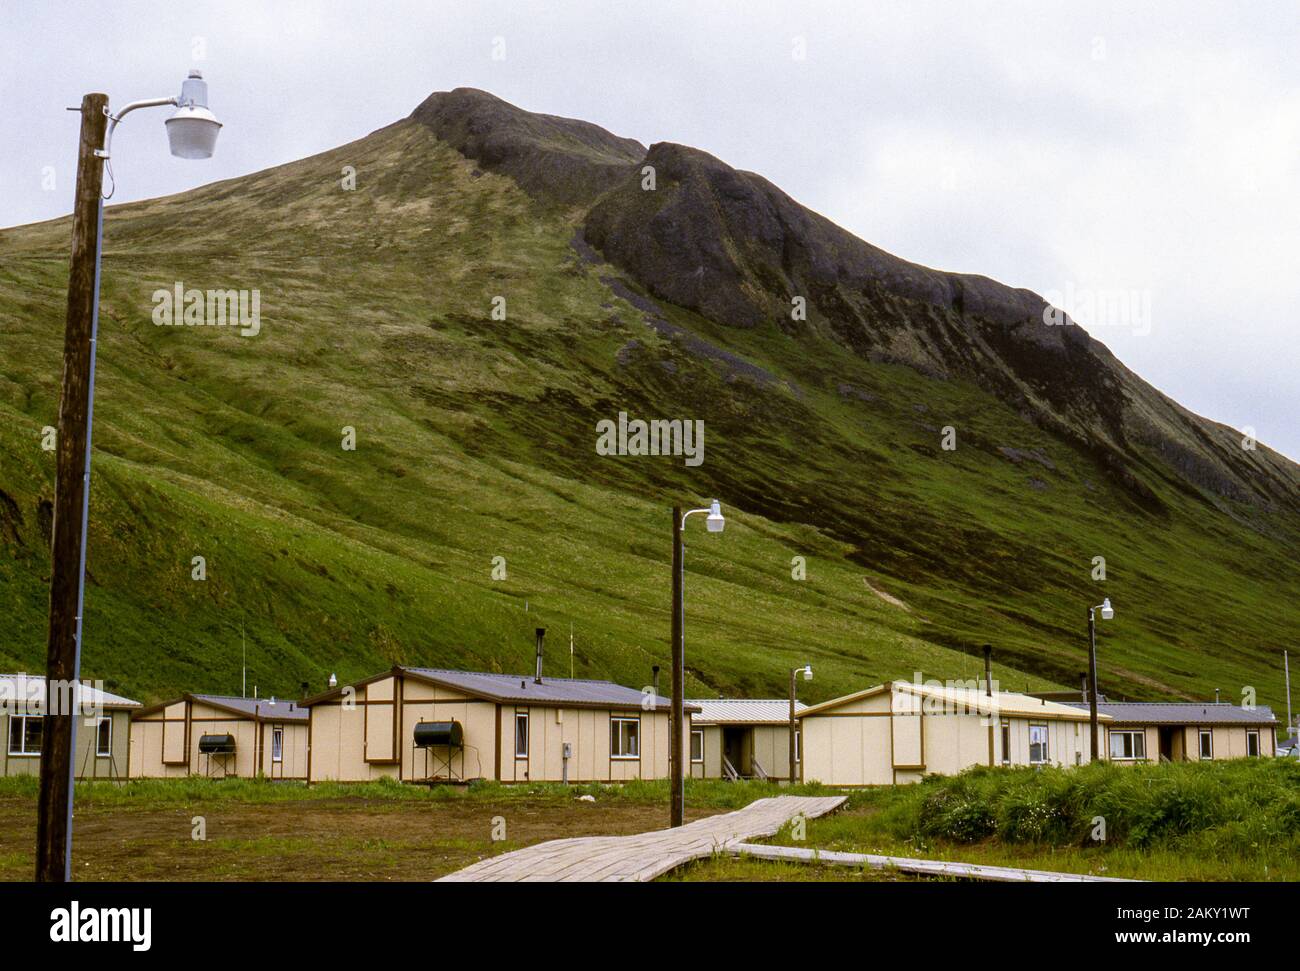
[
  {"xmin": 689, "ymin": 699, "xmax": 807, "ymax": 724},
  {"xmin": 403, "ymin": 668, "xmax": 697, "ymax": 712},
  {"xmin": 0, "ymin": 674, "xmax": 139, "ymax": 709},
  {"xmin": 799, "ymin": 680, "xmax": 1105, "ymax": 722},
  {"xmin": 191, "ymin": 694, "xmax": 309, "ymax": 721},
  {"xmin": 1060, "ymin": 701, "xmax": 1277, "ymax": 725}
]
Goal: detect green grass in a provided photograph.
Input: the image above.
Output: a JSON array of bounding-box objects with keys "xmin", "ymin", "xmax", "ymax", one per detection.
[
  {"xmin": 761, "ymin": 760, "xmax": 1300, "ymax": 881},
  {"xmin": 0, "ymin": 773, "xmax": 840, "ymax": 811},
  {"xmin": 0, "ymin": 119, "xmax": 1296, "ymax": 719}
]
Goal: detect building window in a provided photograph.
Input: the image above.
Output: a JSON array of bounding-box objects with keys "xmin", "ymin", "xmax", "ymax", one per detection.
[
  {"xmin": 611, "ymin": 717, "xmax": 640, "ymax": 759},
  {"xmin": 272, "ymin": 727, "xmax": 284, "ymax": 763},
  {"xmin": 514, "ymin": 712, "xmax": 529, "ymax": 758},
  {"xmin": 95, "ymin": 716, "xmax": 112, "ymax": 757},
  {"xmin": 1029, "ymin": 724, "xmax": 1049, "ymax": 764},
  {"xmin": 1000, "ymin": 720, "xmax": 1011, "ymax": 765},
  {"xmin": 7, "ymin": 714, "xmax": 43, "ymax": 756},
  {"xmin": 1247, "ymin": 730, "xmax": 1260, "ymax": 757},
  {"xmin": 690, "ymin": 730, "xmax": 704, "ymax": 763},
  {"xmin": 794, "ymin": 730, "xmax": 801, "ymax": 764},
  {"xmin": 1108, "ymin": 730, "xmax": 1145, "ymax": 761},
  {"xmin": 1198, "ymin": 729, "xmax": 1213, "ymax": 760}
]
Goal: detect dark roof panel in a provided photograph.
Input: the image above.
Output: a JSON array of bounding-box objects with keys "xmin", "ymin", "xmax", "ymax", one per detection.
[
  {"xmin": 191, "ymin": 694, "xmax": 309, "ymax": 721},
  {"xmin": 402, "ymin": 668, "xmax": 696, "ymax": 712},
  {"xmin": 1061, "ymin": 701, "xmax": 1276, "ymax": 725}
]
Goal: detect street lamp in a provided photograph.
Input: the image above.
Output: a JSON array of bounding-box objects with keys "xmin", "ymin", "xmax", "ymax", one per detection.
[
  {"xmin": 1086, "ymin": 598, "xmax": 1113, "ymax": 761},
  {"xmin": 37, "ymin": 72, "xmax": 221, "ymax": 883},
  {"xmin": 670, "ymin": 500, "xmax": 725, "ymax": 827},
  {"xmin": 789, "ymin": 664, "xmax": 812, "ymax": 783}
]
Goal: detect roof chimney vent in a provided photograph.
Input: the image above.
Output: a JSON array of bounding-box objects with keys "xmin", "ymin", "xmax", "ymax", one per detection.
[{"xmin": 535, "ymin": 628, "xmax": 546, "ymax": 684}]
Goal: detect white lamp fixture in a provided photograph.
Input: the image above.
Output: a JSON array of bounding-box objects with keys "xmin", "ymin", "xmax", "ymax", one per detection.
[
  {"xmin": 802, "ymin": 664, "xmax": 813, "ymax": 681},
  {"xmin": 99, "ymin": 70, "xmax": 222, "ymax": 161},
  {"xmin": 1099, "ymin": 598, "xmax": 1114, "ymax": 621},
  {"xmin": 166, "ymin": 70, "xmax": 222, "ymax": 159},
  {"xmin": 705, "ymin": 499, "xmax": 725, "ymax": 533}
]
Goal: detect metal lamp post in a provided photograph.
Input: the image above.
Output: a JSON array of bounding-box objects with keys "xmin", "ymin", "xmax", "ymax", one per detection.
[
  {"xmin": 789, "ymin": 664, "xmax": 811, "ymax": 783},
  {"xmin": 37, "ymin": 72, "xmax": 221, "ymax": 883},
  {"xmin": 670, "ymin": 499, "xmax": 724, "ymax": 827},
  {"xmin": 1086, "ymin": 597, "xmax": 1114, "ymax": 762}
]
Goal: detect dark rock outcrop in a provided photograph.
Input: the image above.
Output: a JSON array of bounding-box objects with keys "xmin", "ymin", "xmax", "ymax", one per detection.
[
  {"xmin": 410, "ymin": 88, "xmax": 1300, "ymax": 516},
  {"xmin": 410, "ymin": 88, "xmax": 644, "ymax": 206}
]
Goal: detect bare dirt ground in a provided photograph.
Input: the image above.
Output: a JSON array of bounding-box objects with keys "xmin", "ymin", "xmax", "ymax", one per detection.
[{"xmin": 0, "ymin": 795, "xmax": 722, "ymax": 882}]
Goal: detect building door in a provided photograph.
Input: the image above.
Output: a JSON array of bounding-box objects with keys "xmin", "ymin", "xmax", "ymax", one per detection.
[
  {"xmin": 1158, "ymin": 727, "xmax": 1174, "ymax": 762},
  {"xmin": 723, "ymin": 727, "xmax": 747, "ymax": 776}
]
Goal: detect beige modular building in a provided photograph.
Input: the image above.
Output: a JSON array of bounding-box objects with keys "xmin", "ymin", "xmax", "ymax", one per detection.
[
  {"xmin": 303, "ymin": 666, "xmax": 695, "ymax": 784},
  {"xmin": 688, "ymin": 699, "xmax": 806, "ymax": 780},
  {"xmin": 798, "ymin": 680, "xmax": 1110, "ymax": 786},
  {"xmin": 129, "ymin": 694, "xmax": 309, "ymax": 780},
  {"xmin": 1058, "ymin": 700, "xmax": 1278, "ymax": 762},
  {"xmin": 1, "ymin": 674, "xmax": 139, "ymax": 780}
]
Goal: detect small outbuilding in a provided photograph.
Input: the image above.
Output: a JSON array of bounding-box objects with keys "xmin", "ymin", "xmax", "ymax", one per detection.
[
  {"xmin": 1059, "ymin": 700, "xmax": 1278, "ymax": 762},
  {"xmin": 129, "ymin": 693, "xmax": 309, "ymax": 779},
  {"xmin": 303, "ymin": 666, "xmax": 695, "ymax": 784},
  {"xmin": 798, "ymin": 680, "xmax": 1109, "ymax": 786},
  {"xmin": 0, "ymin": 674, "xmax": 138, "ymax": 780},
  {"xmin": 688, "ymin": 699, "xmax": 806, "ymax": 781}
]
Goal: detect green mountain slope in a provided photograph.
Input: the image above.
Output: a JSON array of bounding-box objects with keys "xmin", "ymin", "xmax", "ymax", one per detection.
[{"xmin": 0, "ymin": 90, "xmax": 1296, "ymax": 715}]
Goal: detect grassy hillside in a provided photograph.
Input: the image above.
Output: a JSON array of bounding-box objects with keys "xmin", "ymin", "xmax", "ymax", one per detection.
[{"xmin": 0, "ymin": 117, "xmax": 1296, "ymax": 714}]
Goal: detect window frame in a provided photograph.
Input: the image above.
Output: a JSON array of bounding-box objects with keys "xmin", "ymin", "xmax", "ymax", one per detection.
[
  {"xmin": 514, "ymin": 711, "xmax": 529, "ymax": 759},
  {"xmin": 95, "ymin": 715, "xmax": 112, "ymax": 758},
  {"xmin": 1246, "ymin": 729, "xmax": 1260, "ymax": 758},
  {"xmin": 690, "ymin": 729, "xmax": 704, "ymax": 764},
  {"xmin": 610, "ymin": 716, "xmax": 640, "ymax": 760},
  {"xmin": 794, "ymin": 729, "xmax": 801, "ymax": 764},
  {"xmin": 1000, "ymin": 719, "xmax": 1011, "ymax": 766},
  {"xmin": 1028, "ymin": 723, "xmax": 1049, "ymax": 765},
  {"xmin": 1198, "ymin": 728, "xmax": 1213, "ymax": 760},
  {"xmin": 271, "ymin": 726, "xmax": 284, "ymax": 764},
  {"xmin": 1108, "ymin": 729, "xmax": 1145, "ymax": 761},
  {"xmin": 7, "ymin": 713, "xmax": 43, "ymax": 757}
]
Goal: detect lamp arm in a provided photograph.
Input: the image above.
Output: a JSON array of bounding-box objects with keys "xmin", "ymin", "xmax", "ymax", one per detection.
[
  {"xmin": 680, "ymin": 507, "xmax": 711, "ymax": 530},
  {"xmin": 96, "ymin": 96, "xmax": 179, "ymax": 159}
]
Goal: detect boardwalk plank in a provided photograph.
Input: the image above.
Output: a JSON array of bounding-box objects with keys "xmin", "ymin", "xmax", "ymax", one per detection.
[
  {"xmin": 437, "ymin": 795, "xmax": 846, "ymax": 883},
  {"xmin": 729, "ymin": 842, "xmax": 1140, "ymax": 882}
]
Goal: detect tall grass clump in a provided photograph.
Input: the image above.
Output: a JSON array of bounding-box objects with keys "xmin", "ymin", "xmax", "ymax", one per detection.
[{"xmin": 887, "ymin": 759, "xmax": 1300, "ymax": 857}]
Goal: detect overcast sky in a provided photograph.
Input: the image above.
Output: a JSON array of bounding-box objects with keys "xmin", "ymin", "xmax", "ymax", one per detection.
[{"xmin": 3, "ymin": 0, "xmax": 1296, "ymax": 459}]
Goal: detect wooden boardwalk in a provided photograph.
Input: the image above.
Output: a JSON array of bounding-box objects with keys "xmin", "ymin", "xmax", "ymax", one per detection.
[
  {"xmin": 437, "ymin": 795, "xmax": 846, "ymax": 882},
  {"xmin": 730, "ymin": 842, "xmax": 1138, "ymax": 882}
]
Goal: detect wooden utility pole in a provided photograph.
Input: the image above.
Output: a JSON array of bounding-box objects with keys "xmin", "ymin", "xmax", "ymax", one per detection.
[
  {"xmin": 36, "ymin": 92, "xmax": 108, "ymax": 882},
  {"xmin": 788, "ymin": 668, "xmax": 798, "ymax": 784},
  {"xmin": 1087, "ymin": 609, "xmax": 1100, "ymax": 762},
  {"xmin": 983, "ymin": 644, "xmax": 994, "ymax": 766},
  {"xmin": 670, "ymin": 505, "xmax": 684, "ymax": 827}
]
